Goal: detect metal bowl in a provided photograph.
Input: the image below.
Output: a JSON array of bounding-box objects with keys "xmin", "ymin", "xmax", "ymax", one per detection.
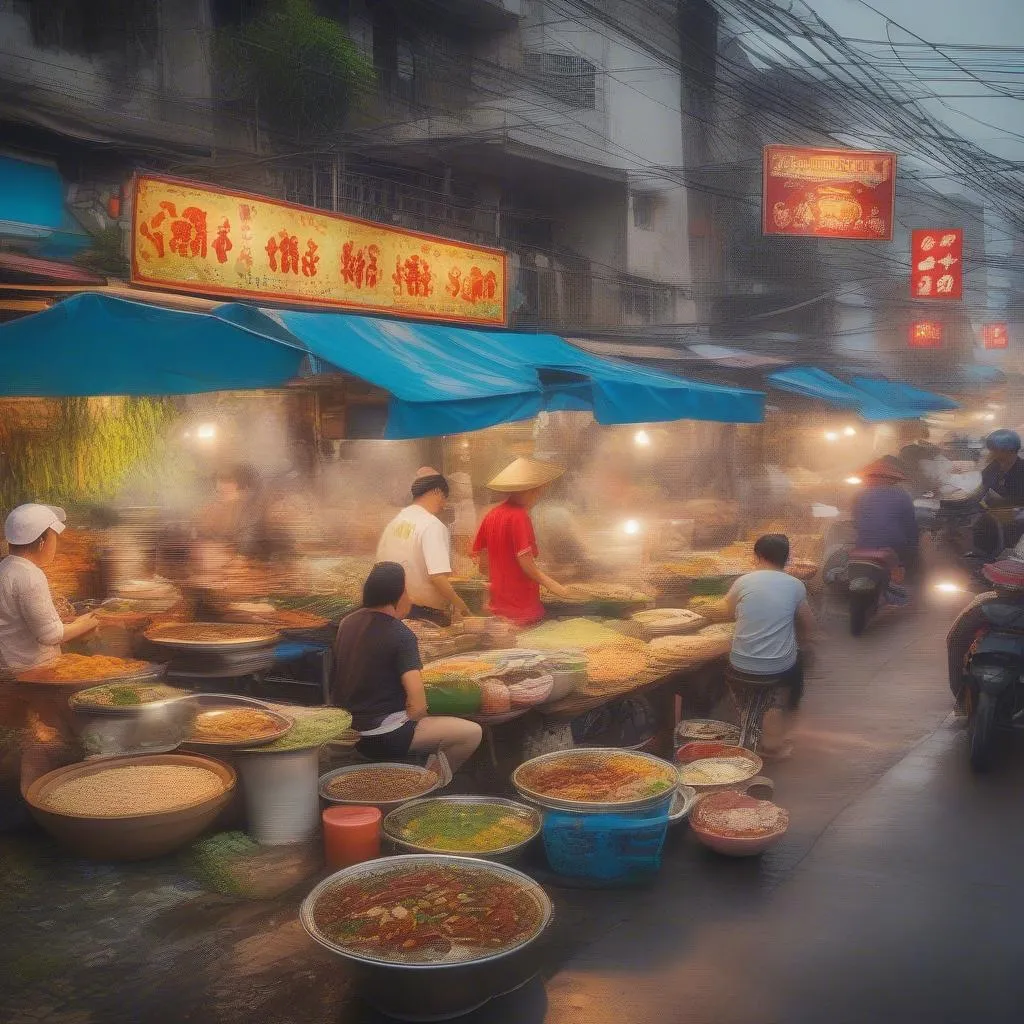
[
  {"xmin": 668, "ymin": 785, "xmax": 699, "ymax": 827},
  {"xmin": 186, "ymin": 705, "xmax": 293, "ymax": 750},
  {"xmin": 299, "ymin": 854, "xmax": 552, "ymax": 1021},
  {"xmin": 511, "ymin": 747, "xmax": 680, "ymax": 814},
  {"xmin": 383, "ymin": 796, "xmax": 542, "ymax": 861},
  {"xmin": 69, "ymin": 685, "xmax": 198, "ymax": 759},
  {"xmin": 319, "ymin": 762, "xmax": 444, "ymax": 813},
  {"xmin": 144, "ymin": 622, "xmax": 281, "ymax": 655}
]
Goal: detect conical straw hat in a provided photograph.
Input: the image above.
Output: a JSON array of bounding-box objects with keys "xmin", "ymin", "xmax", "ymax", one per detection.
[{"xmin": 487, "ymin": 457, "xmax": 566, "ymax": 493}]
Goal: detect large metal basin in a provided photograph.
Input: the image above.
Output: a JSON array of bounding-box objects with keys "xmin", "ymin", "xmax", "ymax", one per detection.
[{"xmin": 300, "ymin": 854, "xmax": 553, "ymax": 1021}]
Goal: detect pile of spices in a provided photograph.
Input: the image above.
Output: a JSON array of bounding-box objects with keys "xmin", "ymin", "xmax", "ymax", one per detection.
[
  {"xmin": 325, "ymin": 766, "xmax": 437, "ymax": 803},
  {"xmin": 694, "ymin": 792, "xmax": 789, "ymax": 837},
  {"xmin": 43, "ymin": 764, "xmax": 223, "ymax": 817}
]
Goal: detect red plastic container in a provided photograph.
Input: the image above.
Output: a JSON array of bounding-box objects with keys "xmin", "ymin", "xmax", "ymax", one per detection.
[{"xmin": 322, "ymin": 806, "xmax": 381, "ymax": 869}]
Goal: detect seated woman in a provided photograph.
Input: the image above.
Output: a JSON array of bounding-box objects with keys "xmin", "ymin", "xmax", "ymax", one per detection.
[{"xmin": 332, "ymin": 562, "xmax": 482, "ymax": 771}]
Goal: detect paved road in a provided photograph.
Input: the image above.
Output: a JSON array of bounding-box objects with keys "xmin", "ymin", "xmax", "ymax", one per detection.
[{"xmin": 4, "ymin": 598, "xmax": 1023, "ymax": 1024}]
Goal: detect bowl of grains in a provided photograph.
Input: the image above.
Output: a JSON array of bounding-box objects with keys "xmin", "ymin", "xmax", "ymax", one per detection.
[
  {"xmin": 24, "ymin": 753, "xmax": 235, "ymax": 861},
  {"xmin": 690, "ymin": 790, "xmax": 790, "ymax": 856},
  {"xmin": 319, "ymin": 762, "xmax": 444, "ymax": 812}
]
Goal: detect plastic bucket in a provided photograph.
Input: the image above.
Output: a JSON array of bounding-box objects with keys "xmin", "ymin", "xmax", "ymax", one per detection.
[
  {"xmin": 541, "ymin": 793, "xmax": 673, "ymax": 885},
  {"xmin": 235, "ymin": 747, "xmax": 321, "ymax": 846},
  {"xmin": 323, "ymin": 805, "xmax": 381, "ymax": 869}
]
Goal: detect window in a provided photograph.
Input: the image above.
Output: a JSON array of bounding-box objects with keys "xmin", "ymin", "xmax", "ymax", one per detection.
[
  {"xmin": 633, "ymin": 194, "xmax": 654, "ymax": 231},
  {"xmin": 622, "ymin": 280, "xmax": 673, "ymax": 324},
  {"xmin": 523, "ymin": 52, "xmax": 597, "ymax": 109}
]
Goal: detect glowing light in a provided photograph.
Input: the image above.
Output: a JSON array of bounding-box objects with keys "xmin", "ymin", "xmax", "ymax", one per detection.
[
  {"xmin": 824, "ymin": 431, "xmax": 840, "ymax": 442},
  {"xmin": 845, "ymin": 476, "xmax": 862, "ymax": 485},
  {"xmin": 934, "ymin": 581, "xmax": 963, "ymax": 594},
  {"xmin": 843, "ymin": 426, "xmax": 857, "ymax": 437},
  {"xmin": 623, "ymin": 519, "xmax": 641, "ymax": 536},
  {"xmin": 634, "ymin": 430, "xmax": 651, "ymax": 448},
  {"xmin": 196, "ymin": 423, "xmax": 217, "ymax": 441},
  {"xmin": 983, "ymin": 413, "xmax": 996, "ymax": 422}
]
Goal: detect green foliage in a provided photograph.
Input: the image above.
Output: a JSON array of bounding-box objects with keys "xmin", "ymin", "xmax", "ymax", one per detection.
[
  {"xmin": 220, "ymin": 0, "xmax": 376, "ymax": 140},
  {"xmin": 0, "ymin": 398, "xmax": 178, "ymax": 510}
]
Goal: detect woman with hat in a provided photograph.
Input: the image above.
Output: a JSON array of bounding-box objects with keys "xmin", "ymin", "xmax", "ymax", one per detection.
[
  {"xmin": 472, "ymin": 458, "xmax": 572, "ymax": 625},
  {"xmin": 0, "ymin": 504, "xmax": 100, "ymax": 795},
  {"xmin": 852, "ymin": 460, "xmax": 920, "ymax": 579}
]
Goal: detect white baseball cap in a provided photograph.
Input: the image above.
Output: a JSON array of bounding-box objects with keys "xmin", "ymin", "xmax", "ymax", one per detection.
[{"xmin": 4, "ymin": 504, "xmax": 67, "ymax": 545}]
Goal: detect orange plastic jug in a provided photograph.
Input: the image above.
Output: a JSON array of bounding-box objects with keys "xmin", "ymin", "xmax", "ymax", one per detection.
[{"xmin": 322, "ymin": 805, "xmax": 381, "ymax": 869}]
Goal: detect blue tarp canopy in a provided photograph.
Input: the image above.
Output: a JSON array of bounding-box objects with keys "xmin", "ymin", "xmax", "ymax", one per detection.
[
  {"xmin": 767, "ymin": 366, "xmax": 921, "ymax": 421},
  {"xmin": 850, "ymin": 377, "xmax": 960, "ymax": 414},
  {"xmin": 0, "ymin": 156, "xmax": 65, "ymax": 239},
  {"xmin": 0, "ymin": 293, "xmax": 306, "ymax": 394},
  {"xmin": 0, "ymin": 294, "xmax": 765, "ymax": 437}
]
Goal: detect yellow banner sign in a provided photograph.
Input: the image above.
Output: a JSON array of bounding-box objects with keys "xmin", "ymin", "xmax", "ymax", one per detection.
[{"xmin": 130, "ymin": 174, "xmax": 507, "ymax": 326}]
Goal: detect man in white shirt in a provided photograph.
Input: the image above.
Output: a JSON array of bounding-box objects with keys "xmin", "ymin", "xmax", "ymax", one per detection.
[
  {"xmin": 724, "ymin": 533, "xmax": 816, "ymax": 757},
  {"xmin": 376, "ymin": 469, "xmax": 471, "ymax": 626}
]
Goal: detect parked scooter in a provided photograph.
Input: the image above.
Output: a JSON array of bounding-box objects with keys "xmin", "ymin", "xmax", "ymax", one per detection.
[{"xmin": 947, "ymin": 557, "xmax": 1024, "ymax": 771}]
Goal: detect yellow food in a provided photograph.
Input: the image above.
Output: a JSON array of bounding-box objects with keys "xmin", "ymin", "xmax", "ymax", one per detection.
[
  {"xmin": 17, "ymin": 655, "xmax": 152, "ymax": 684},
  {"xmin": 43, "ymin": 765, "xmax": 223, "ymax": 816},
  {"xmin": 584, "ymin": 644, "xmax": 651, "ymax": 687},
  {"xmin": 678, "ymin": 756, "xmax": 756, "ymax": 786}
]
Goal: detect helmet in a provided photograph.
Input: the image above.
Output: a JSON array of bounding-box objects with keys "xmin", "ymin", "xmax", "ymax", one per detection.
[
  {"xmin": 985, "ymin": 429, "xmax": 1021, "ymax": 454},
  {"xmin": 860, "ymin": 458, "xmax": 905, "ymax": 483}
]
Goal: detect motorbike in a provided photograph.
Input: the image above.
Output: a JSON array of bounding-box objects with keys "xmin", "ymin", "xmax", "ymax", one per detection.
[
  {"xmin": 846, "ymin": 548, "xmax": 900, "ymax": 636},
  {"xmin": 822, "ymin": 523, "xmax": 903, "ymax": 636},
  {"xmin": 948, "ymin": 559, "xmax": 1024, "ymax": 771}
]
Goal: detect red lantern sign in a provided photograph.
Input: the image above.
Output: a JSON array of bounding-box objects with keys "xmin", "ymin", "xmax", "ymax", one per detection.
[
  {"xmin": 763, "ymin": 146, "xmax": 896, "ymax": 240},
  {"xmin": 909, "ymin": 321, "xmax": 943, "ymax": 349},
  {"xmin": 983, "ymin": 323, "xmax": 1009, "ymax": 350},
  {"xmin": 911, "ymin": 229, "xmax": 963, "ymax": 299}
]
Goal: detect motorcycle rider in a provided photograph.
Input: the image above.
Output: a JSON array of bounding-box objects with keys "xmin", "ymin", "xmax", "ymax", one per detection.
[
  {"xmin": 971, "ymin": 429, "xmax": 1024, "ymax": 557},
  {"xmin": 852, "ymin": 459, "xmax": 920, "ymax": 581},
  {"xmin": 980, "ymin": 429, "xmax": 1024, "ymax": 505}
]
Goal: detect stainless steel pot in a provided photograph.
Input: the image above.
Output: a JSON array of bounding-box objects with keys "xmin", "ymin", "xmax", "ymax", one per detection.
[
  {"xmin": 512, "ymin": 746, "xmax": 681, "ymax": 814},
  {"xmin": 299, "ymin": 854, "xmax": 553, "ymax": 1021},
  {"xmin": 382, "ymin": 796, "xmax": 542, "ymax": 862}
]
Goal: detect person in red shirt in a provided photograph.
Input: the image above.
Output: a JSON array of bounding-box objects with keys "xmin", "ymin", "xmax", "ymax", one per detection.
[{"xmin": 472, "ymin": 458, "xmax": 572, "ymax": 625}]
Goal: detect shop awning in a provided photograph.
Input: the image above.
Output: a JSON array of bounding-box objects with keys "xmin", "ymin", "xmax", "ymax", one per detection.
[
  {"xmin": 0, "ymin": 293, "xmax": 306, "ymax": 394},
  {"xmin": 850, "ymin": 377, "xmax": 960, "ymax": 414},
  {"xmin": 217, "ymin": 306, "xmax": 765, "ymax": 437},
  {"xmin": 0, "ymin": 294, "xmax": 765, "ymax": 435},
  {"xmin": 767, "ymin": 366, "xmax": 919, "ymax": 421},
  {"xmin": 0, "ymin": 156, "xmax": 65, "ymax": 239}
]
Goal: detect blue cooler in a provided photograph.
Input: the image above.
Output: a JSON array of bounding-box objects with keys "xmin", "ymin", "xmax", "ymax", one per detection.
[{"xmin": 541, "ymin": 793, "xmax": 673, "ymax": 885}]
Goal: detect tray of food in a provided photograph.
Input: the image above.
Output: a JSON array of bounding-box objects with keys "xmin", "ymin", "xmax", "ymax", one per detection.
[
  {"xmin": 223, "ymin": 602, "xmax": 330, "ymax": 634},
  {"xmin": 187, "ymin": 706, "xmax": 293, "ymax": 748},
  {"xmin": 383, "ymin": 796, "xmax": 542, "ymax": 860},
  {"xmin": 300, "ymin": 855, "xmax": 552, "ymax": 967},
  {"xmin": 674, "ymin": 742, "xmax": 763, "ymax": 790},
  {"xmin": 69, "ymin": 680, "xmax": 188, "ymax": 714},
  {"xmin": 144, "ymin": 621, "xmax": 281, "ymax": 654},
  {"xmin": 512, "ymin": 748, "xmax": 679, "ymax": 813},
  {"xmin": 674, "ymin": 719, "xmax": 741, "ymax": 745},
  {"xmin": 319, "ymin": 762, "xmax": 444, "ymax": 812},
  {"xmin": 16, "ymin": 654, "xmax": 166, "ymax": 687}
]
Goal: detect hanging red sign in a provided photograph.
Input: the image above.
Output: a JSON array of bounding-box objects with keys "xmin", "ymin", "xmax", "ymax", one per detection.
[
  {"xmin": 909, "ymin": 321, "xmax": 943, "ymax": 349},
  {"xmin": 983, "ymin": 322, "xmax": 1009, "ymax": 349},
  {"xmin": 762, "ymin": 145, "xmax": 896, "ymax": 240},
  {"xmin": 910, "ymin": 229, "xmax": 963, "ymax": 299}
]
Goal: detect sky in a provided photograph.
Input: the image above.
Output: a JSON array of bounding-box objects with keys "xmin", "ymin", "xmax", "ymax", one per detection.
[{"xmin": 800, "ymin": 0, "xmax": 1024, "ymax": 160}]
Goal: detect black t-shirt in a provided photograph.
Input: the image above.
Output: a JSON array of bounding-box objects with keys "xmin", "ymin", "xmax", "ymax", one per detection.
[
  {"xmin": 982, "ymin": 457, "xmax": 1024, "ymax": 505},
  {"xmin": 332, "ymin": 609, "xmax": 422, "ymax": 731}
]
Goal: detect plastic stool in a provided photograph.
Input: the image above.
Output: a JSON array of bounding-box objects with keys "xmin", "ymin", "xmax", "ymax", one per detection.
[{"xmin": 322, "ymin": 806, "xmax": 381, "ymax": 869}]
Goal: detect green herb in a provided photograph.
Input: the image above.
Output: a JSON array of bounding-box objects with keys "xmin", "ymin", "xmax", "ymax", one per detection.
[{"xmin": 108, "ymin": 685, "xmax": 142, "ymax": 706}]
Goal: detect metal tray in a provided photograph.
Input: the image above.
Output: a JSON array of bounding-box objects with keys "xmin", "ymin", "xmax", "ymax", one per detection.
[
  {"xmin": 16, "ymin": 659, "xmax": 167, "ymax": 688},
  {"xmin": 186, "ymin": 703, "xmax": 293, "ymax": 749},
  {"xmin": 144, "ymin": 622, "xmax": 281, "ymax": 654},
  {"xmin": 383, "ymin": 796, "xmax": 542, "ymax": 860},
  {"xmin": 511, "ymin": 747, "xmax": 680, "ymax": 814},
  {"xmin": 668, "ymin": 785, "xmax": 699, "ymax": 826},
  {"xmin": 319, "ymin": 762, "xmax": 445, "ymax": 813}
]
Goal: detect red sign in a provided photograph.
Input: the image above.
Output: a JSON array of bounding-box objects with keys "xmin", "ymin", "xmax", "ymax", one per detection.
[
  {"xmin": 911, "ymin": 229, "xmax": 963, "ymax": 299},
  {"xmin": 763, "ymin": 145, "xmax": 896, "ymax": 240},
  {"xmin": 909, "ymin": 321, "xmax": 943, "ymax": 349},
  {"xmin": 983, "ymin": 322, "xmax": 1009, "ymax": 350}
]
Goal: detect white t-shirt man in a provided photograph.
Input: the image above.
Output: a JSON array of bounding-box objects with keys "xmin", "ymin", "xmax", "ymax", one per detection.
[
  {"xmin": 0, "ymin": 555, "xmax": 64, "ymax": 673},
  {"xmin": 377, "ymin": 504, "xmax": 453, "ymax": 611},
  {"xmin": 727, "ymin": 569, "xmax": 807, "ymax": 674}
]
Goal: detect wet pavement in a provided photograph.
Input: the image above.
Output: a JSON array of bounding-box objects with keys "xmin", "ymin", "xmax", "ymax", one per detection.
[{"xmin": 3, "ymin": 597, "xmax": 1022, "ymax": 1024}]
